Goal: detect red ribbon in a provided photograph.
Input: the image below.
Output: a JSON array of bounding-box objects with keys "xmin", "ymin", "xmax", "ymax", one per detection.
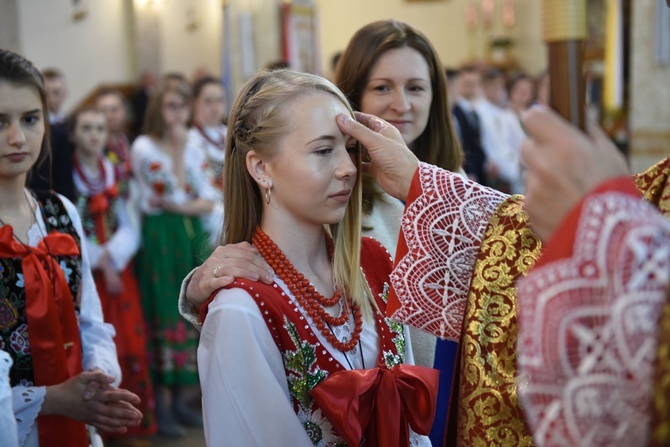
[
  {"xmin": 310, "ymin": 364, "xmax": 439, "ymax": 447},
  {"xmin": 88, "ymin": 184, "xmax": 119, "ymax": 244},
  {"xmin": 0, "ymin": 225, "xmax": 88, "ymax": 447}
]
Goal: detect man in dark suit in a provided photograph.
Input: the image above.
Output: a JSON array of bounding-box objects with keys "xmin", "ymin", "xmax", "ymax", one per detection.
[
  {"xmin": 451, "ymin": 65, "xmax": 488, "ymax": 186},
  {"xmin": 28, "ymin": 69, "xmax": 75, "ymax": 200}
]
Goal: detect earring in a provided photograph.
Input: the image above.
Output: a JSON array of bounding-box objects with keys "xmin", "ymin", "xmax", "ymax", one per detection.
[{"xmin": 264, "ymin": 187, "xmax": 272, "ymax": 205}]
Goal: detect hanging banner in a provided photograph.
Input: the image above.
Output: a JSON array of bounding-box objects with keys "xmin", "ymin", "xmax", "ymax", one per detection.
[{"xmin": 280, "ymin": 0, "xmax": 321, "ymax": 74}]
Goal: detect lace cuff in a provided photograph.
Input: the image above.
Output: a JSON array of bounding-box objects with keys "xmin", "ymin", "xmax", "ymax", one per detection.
[
  {"xmin": 13, "ymin": 385, "xmax": 46, "ymax": 446},
  {"xmin": 389, "ymin": 163, "xmax": 507, "ymax": 339},
  {"xmin": 178, "ymin": 268, "xmax": 203, "ymax": 330},
  {"xmin": 517, "ymin": 192, "xmax": 670, "ymax": 446}
]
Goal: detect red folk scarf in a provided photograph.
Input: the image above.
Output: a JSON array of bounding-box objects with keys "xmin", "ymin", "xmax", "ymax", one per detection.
[
  {"xmin": 74, "ymin": 157, "xmax": 120, "ymax": 244},
  {"xmin": 0, "ymin": 226, "xmax": 88, "ymax": 447}
]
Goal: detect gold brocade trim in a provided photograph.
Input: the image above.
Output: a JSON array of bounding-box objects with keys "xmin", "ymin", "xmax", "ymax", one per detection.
[
  {"xmin": 634, "ymin": 157, "xmax": 670, "ymax": 219},
  {"xmin": 650, "ymin": 292, "xmax": 670, "ymax": 447},
  {"xmin": 457, "ymin": 196, "xmax": 542, "ymax": 447}
]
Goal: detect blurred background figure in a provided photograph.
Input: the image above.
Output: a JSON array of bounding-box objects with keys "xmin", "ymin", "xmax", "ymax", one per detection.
[
  {"xmin": 131, "ymin": 79, "xmax": 217, "ymax": 438},
  {"xmin": 42, "ymin": 68, "xmax": 68, "ymax": 124},
  {"xmin": 69, "ymin": 106, "xmax": 157, "ymax": 446},
  {"xmin": 28, "ymin": 67, "xmax": 75, "ymax": 200},
  {"xmin": 188, "ymin": 76, "xmax": 227, "ymax": 244},
  {"xmin": 452, "ymin": 65, "xmax": 488, "ymax": 186},
  {"xmin": 475, "ymin": 68, "xmax": 523, "ymax": 194},
  {"xmin": 534, "ymin": 70, "xmax": 550, "ymax": 106},
  {"xmin": 130, "ymin": 70, "xmax": 156, "ymax": 139}
]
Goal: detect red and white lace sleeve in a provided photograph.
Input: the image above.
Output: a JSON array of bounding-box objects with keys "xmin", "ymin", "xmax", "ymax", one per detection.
[
  {"xmin": 387, "ymin": 162, "xmax": 508, "ymax": 340},
  {"xmin": 516, "ymin": 181, "xmax": 670, "ymax": 447}
]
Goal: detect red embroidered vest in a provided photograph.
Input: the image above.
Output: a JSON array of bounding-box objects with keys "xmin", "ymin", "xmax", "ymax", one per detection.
[{"xmin": 230, "ymin": 238, "xmax": 408, "ymax": 446}]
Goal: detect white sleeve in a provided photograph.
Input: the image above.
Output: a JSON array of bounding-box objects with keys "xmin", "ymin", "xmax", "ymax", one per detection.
[
  {"xmin": 178, "ymin": 268, "xmax": 202, "ymax": 331},
  {"xmin": 104, "ymin": 197, "xmax": 140, "ymax": 272},
  {"xmin": 198, "ymin": 289, "xmax": 313, "ymax": 447},
  {"xmin": 60, "ymin": 196, "xmax": 121, "ymax": 386},
  {"xmin": 101, "ymin": 159, "xmax": 140, "ymax": 271},
  {"xmin": 478, "ymin": 107, "xmax": 520, "ymax": 184},
  {"xmin": 11, "ymin": 385, "xmax": 44, "ymax": 446},
  {"xmin": 0, "ymin": 352, "xmax": 18, "ymax": 447},
  {"xmin": 187, "ymin": 143, "xmax": 220, "ymax": 204},
  {"xmin": 83, "ymin": 237, "xmax": 104, "ymax": 270}
]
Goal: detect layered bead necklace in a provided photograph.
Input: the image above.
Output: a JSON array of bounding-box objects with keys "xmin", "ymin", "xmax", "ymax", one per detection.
[{"xmin": 252, "ymin": 227, "xmax": 363, "ymax": 352}]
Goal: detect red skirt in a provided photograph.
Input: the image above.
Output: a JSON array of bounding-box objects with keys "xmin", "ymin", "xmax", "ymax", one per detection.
[{"xmin": 96, "ymin": 264, "xmax": 157, "ymax": 437}]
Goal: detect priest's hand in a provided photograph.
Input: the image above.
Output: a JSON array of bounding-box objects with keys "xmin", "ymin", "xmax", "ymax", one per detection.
[
  {"xmin": 186, "ymin": 242, "xmax": 275, "ymax": 308},
  {"xmin": 337, "ymin": 112, "xmax": 419, "ymax": 201},
  {"xmin": 521, "ymin": 106, "xmax": 629, "ymax": 242}
]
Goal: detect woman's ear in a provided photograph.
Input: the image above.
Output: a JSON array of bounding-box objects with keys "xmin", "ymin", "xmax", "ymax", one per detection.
[{"xmin": 246, "ymin": 150, "xmax": 271, "ymax": 188}]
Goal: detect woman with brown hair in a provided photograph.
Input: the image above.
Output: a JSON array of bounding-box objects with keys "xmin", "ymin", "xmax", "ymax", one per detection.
[
  {"xmin": 0, "ymin": 49, "xmax": 141, "ymax": 447},
  {"xmin": 130, "ymin": 79, "xmax": 217, "ymax": 437},
  {"xmin": 335, "ymin": 20, "xmax": 462, "ymax": 252}
]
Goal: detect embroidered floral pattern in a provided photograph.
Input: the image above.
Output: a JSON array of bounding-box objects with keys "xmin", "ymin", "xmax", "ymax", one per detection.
[
  {"xmin": 456, "ymin": 196, "xmax": 539, "ymax": 446},
  {"xmin": 384, "ymin": 319, "xmax": 406, "ymax": 369},
  {"xmin": 0, "ymin": 298, "xmax": 18, "ymax": 330},
  {"xmin": 284, "ymin": 317, "xmax": 328, "ymax": 410},
  {"xmin": 0, "ymin": 192, "xmax": 83, "ymax": 387},
  {"xmin": 10, "ymin": 324, "xmax": 29, "ymax": 355},
  {"xmin": 142, "ymin": 160, "xmax": 174, "ymax": 197},
  {"xmin": 297, "ymin": 406, "xmax": 346, "ymax": 447}
]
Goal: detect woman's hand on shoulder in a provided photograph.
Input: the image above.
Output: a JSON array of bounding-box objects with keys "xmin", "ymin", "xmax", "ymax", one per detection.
[{"xmin": 186, "ymin": 242, "xmax": 275, "ymax": 307}]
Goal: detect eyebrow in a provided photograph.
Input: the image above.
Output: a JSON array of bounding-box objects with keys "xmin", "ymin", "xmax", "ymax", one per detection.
[
  {"xmin": 368, "ymin": 77, "xmax": 429, "ymax": 83},
  {"xmin": 0, "ymin": 109, "xmax": 41, "ymax": 117},
  {"xmin": 305, "ymin": 135, "xmax": 336, "ymax": 146}
]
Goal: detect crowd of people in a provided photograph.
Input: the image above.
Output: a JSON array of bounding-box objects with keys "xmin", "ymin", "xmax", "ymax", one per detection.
[{"xmin": 0, "ymin": 13, "xmax": 668, "ymax": 447}]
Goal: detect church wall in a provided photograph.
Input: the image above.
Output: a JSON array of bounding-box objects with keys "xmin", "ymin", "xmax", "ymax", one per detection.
[
  {"xmin": 629, "ymin": 0, "xmax": 670, "ymax": 173},
  {"xmin": 15, "ymin": 0, "xmax": 133, "ymax": 113},
  {"xmin": 158, "ymin": 0, "xmax": 224, "ymax": 80},
  {"xmin": 6, "ymin": 0, "xmax": 549, "ymax": 112},
  {"xmin": 314, "ymin": 0, "xmax": 547, "ymax": 77}
]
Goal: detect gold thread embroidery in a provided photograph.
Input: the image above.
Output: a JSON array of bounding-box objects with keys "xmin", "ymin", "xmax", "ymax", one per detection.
[
  {"xmin": 456, "ymin": 196, "xmax": 541, "ymax": 446},
  {"xmin": 634, "ymin": 157, "xmax": 670, "ymax": 218}
]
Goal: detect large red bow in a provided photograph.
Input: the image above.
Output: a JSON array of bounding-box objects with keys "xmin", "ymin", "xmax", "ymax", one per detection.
[
  {"xmin": 88, "ymin": 184, "xmax": 119, "ymax": 243},
  {"xmin": 0, "ymin": 225, "xmax": 88, "ymax": 447},
  {"xmin": 310, "ymin": 364, "xmax": 439, "ymax": 447}
]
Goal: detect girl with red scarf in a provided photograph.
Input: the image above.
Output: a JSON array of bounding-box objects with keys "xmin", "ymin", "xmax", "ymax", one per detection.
[
  {"xmin": 70, "ymin": 107, "xmax": 157, "ymax": 444},
  {"xmin": 0, "ymin": 49, "xmax": 141, "ymax": 447}
]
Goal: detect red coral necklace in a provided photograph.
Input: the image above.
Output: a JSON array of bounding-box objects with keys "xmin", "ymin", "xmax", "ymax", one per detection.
[{"xmin": 252, "ymin": 227, "xmax": 363, "ymax": 352}]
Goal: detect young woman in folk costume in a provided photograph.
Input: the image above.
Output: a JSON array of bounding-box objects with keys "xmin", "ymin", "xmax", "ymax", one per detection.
[
  {"xmin": 130, "ymin": 78, "xmax": 217, "ymax": 436},
  {"xmin": 196, "ymin": 69, "xmax": 438, "ymax": 446},
  {"xmin": 188, "ymin": 76, "xmax": 227, "ymax": 190},
  {"xmin": 0, "ymin": 49, "xmax": 142, "ymax": 447},
  {"xmin": 95, "ymin": 89, "xmax": 133, "ymax": 199},
  {"xmin": 181, "ymin": 20, "xmax": 462, "ymax": 445},
  {"xmin": 187, "ymin": 76, "xmax": 227, "ymax": 244},
  {"xmin": 69, "ymin": 107, "xmax": 157, "ymax": 442}
]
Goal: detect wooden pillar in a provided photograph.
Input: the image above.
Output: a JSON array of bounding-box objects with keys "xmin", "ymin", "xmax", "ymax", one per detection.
[{"xmin": 543, "ymin": 0, "xmax": 587, "ymax": 131}]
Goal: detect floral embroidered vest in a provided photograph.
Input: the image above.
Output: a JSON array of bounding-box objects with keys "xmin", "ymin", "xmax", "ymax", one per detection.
[
  {"xmin": 231, "ymin": 238, "xmax": 407, "ymax": 446},
  {"xmin": 0, "ymin": 191, "xmax": 83, "ymax": 387}
]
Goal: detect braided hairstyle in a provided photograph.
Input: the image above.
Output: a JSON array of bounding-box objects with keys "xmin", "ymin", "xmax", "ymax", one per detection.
[{"xmin": 221, "ymin": 69, "xmax": 375, "ymax": 319}]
